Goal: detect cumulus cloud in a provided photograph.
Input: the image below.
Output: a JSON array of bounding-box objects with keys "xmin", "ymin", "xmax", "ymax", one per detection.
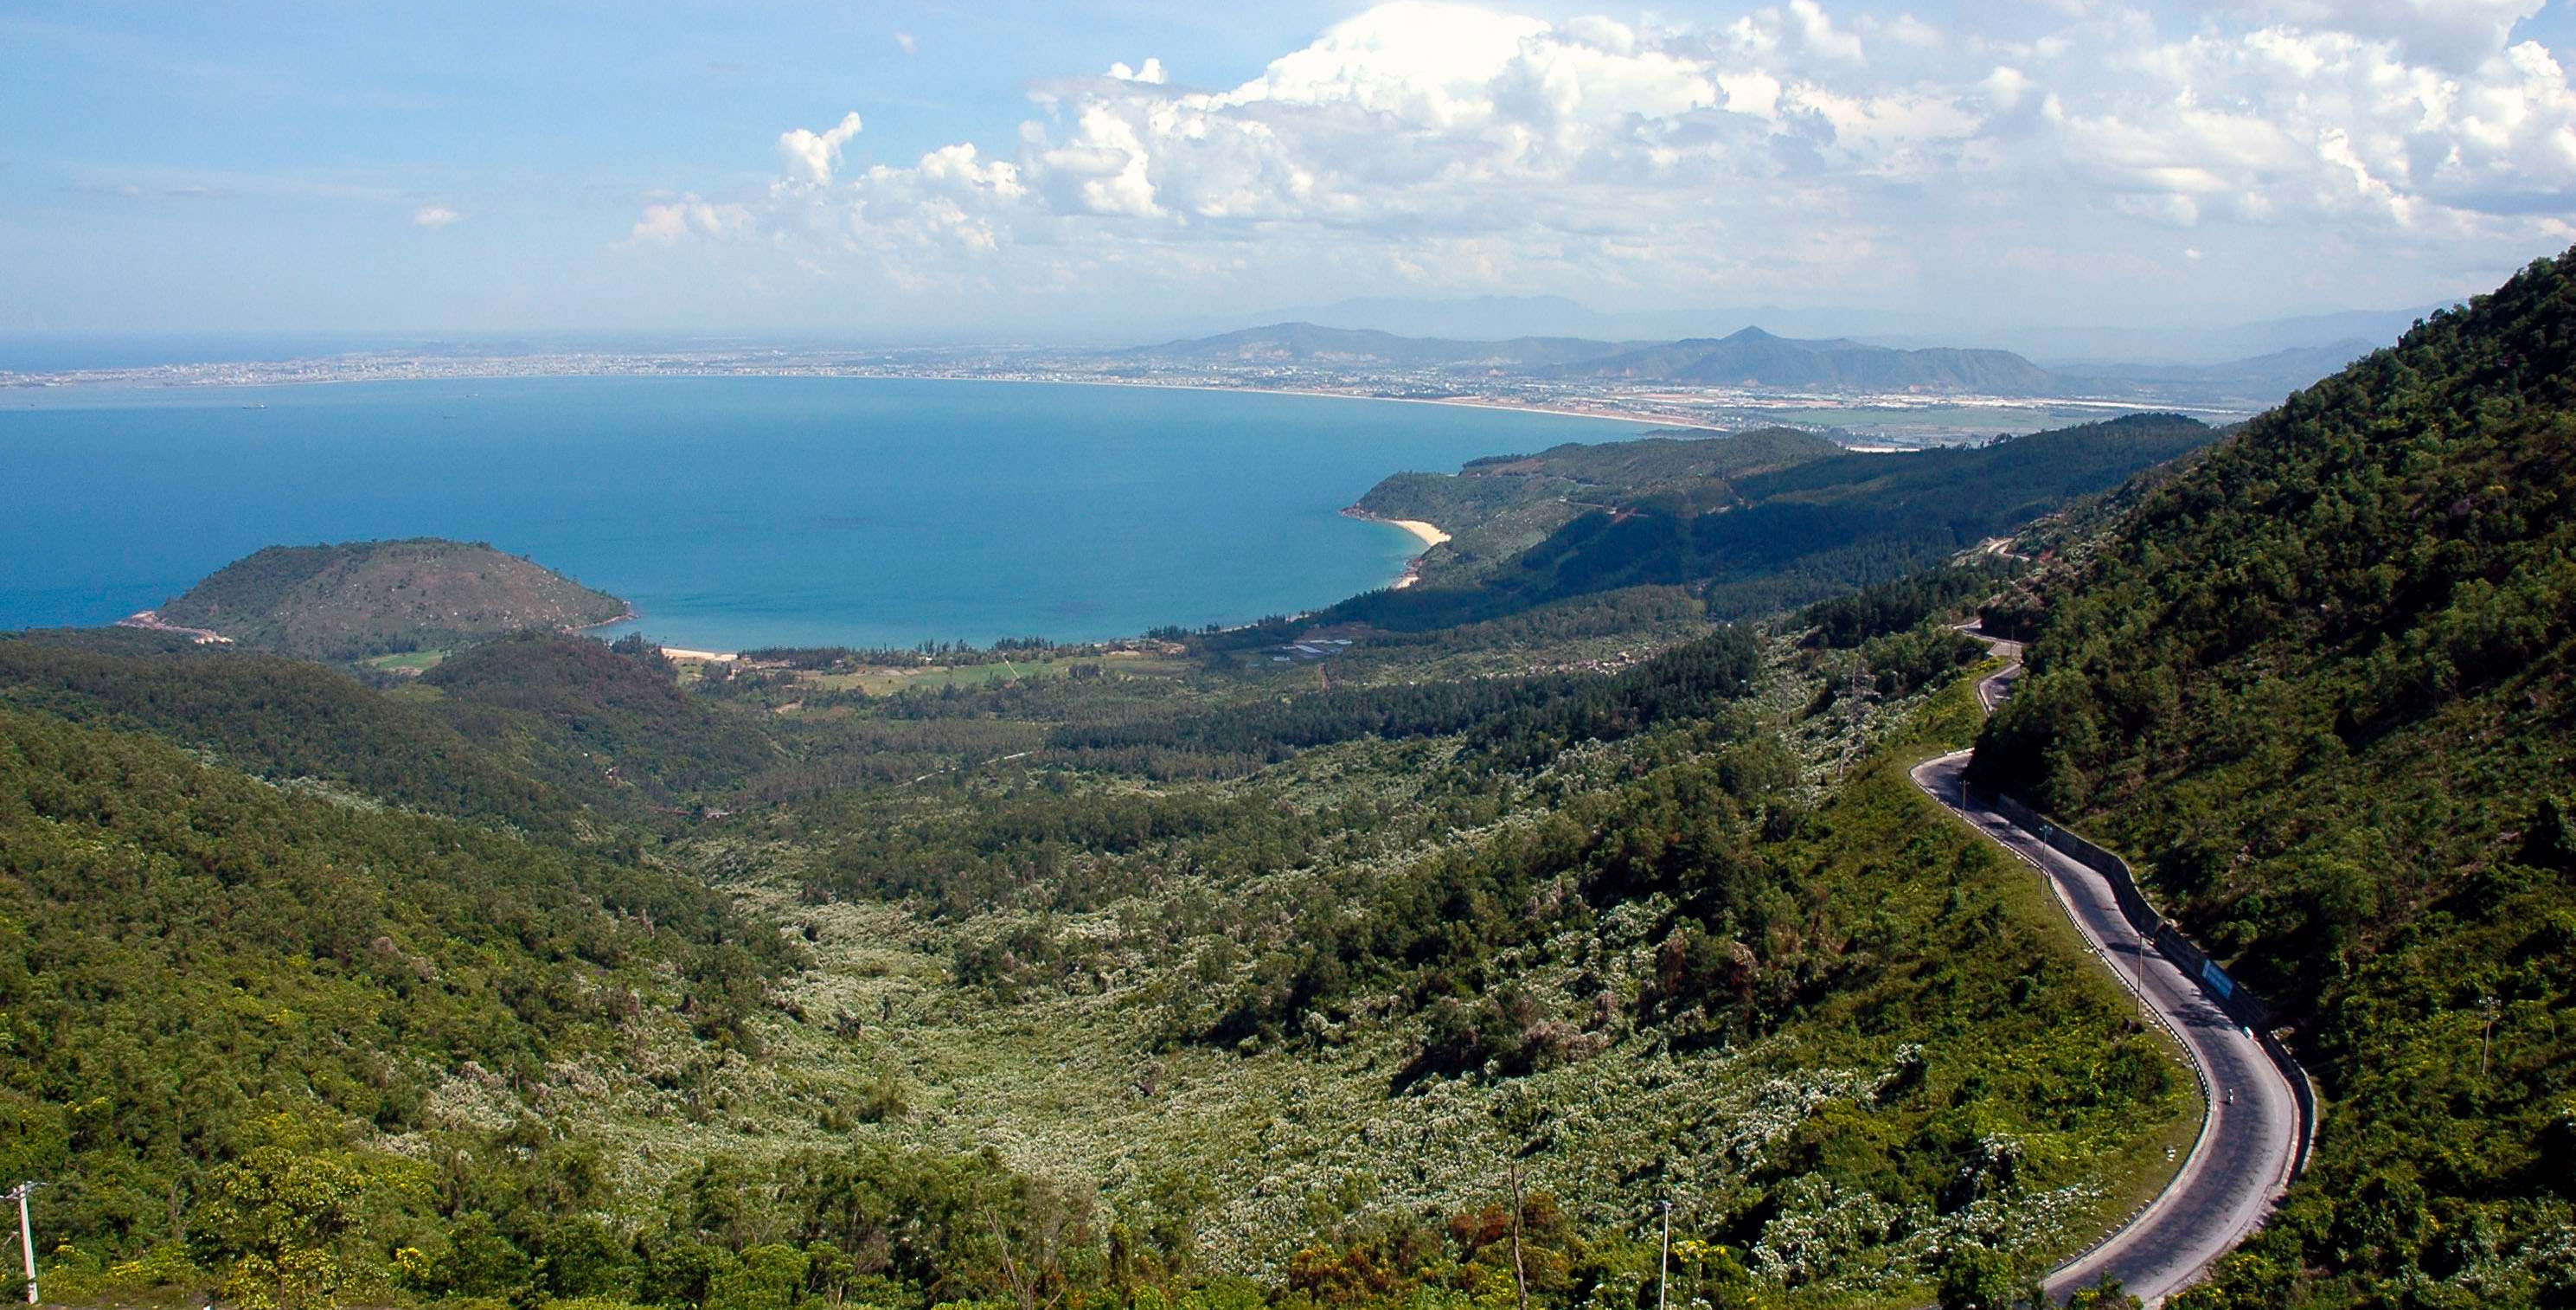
[
  {"xmin": 778, "ymin": 112, "xmax": 863, "ymax": 186},
  {"xmin": 412, "ymin": 204, "xmax": 460, "ymax": 228},
  {"xmin": 634, "ymin": 0, "xmax": 2576, "ymax": 315}
]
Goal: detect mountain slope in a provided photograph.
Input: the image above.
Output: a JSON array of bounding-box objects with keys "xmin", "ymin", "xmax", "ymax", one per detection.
[
  {"xmin": 1317, "ymin": 413, "xmax": 2219, "ymax": 633},
  {"xmin": 1126, "ymin": 322, "xmax": 1631, "ymax": 369},
  {"xmin": 153, "ymin": 537, "xmax": 629, "ymax": 660},
  {"xmin": 1352, "ymin": 427, "xmax": 1842, "ymax": 583},
  {"xmin": 420, "ymin": 633, "xmax": 779, "ymax": 806},
  {"xmin": 0, "ymin": 628, "xmax": 580, "ymax": 836},
  {"xmin": 1968, "ymin": 249, "xmax": 2576, "ymax": 1307},
  {"xmin": 0, "ymin": 704, "xmax": 798, "ymax": 1300},
  {"xmin": 1554, "ymin": 328, "xmax": 2060, "ymax": 394}
]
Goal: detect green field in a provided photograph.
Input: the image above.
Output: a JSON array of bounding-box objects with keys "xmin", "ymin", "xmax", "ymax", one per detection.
[{"xmin": 360, "ymin": 648, "xmax": 447, "ymax": 672}]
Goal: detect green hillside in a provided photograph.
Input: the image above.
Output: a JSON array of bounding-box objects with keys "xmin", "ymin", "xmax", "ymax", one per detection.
[
  {"xmin": 1320, "ymin": 413, "xmax": 2215, "ymax": 633},
  {"xmin": 0, "ymin": 628, "xmax": 582, "ymax": 837},
  {"xmin": 1970, "ymin": 251, "xmax": 2576, "ymax": 1306},
  {"xmin": 419, "ymin": 634, "xmax": 779, "ymax": 807},
  {"xmin": 153, "ymin": 538, "xmax": 630, "ymax": 661},
  {"xmin": 0, "ymin": 705, "xmax": 798, "ymax": 1307},
  {"xmin": 1553, "ymin": 328, "xmax": 2060, "ymax": 394},
  {"xmin": 1352, "ymin": 427, "xmax": 1841, "ymax": 585}
]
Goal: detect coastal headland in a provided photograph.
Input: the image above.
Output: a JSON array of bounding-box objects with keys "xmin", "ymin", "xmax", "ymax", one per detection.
[{"xmin": 1341, "ymin": 507, "xmax": 1451, "ymax": 589}]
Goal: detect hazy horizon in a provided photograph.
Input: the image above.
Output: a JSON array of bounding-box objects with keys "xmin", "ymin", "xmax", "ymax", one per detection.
[{"xmin": 8, "ymin": 2, "xmax": 2572, "ymax": 343}]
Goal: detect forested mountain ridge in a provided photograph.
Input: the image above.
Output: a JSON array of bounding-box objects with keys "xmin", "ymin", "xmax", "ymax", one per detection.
[
  {"xmin": 1550, "ymin": 328, "xmax": 2060, "ymax": 395},
  {"xmin": 1350, "ymin": 427, "xmax": 1842, "ymax": 586},
  {"xmin": 2, "ymin": 584, "xmax": 2213, "ymax": 1307},
  {"xmin": 152, "ymin": 537, "xmax": 630, "ymax": 661},
  {"xmin": 0, "ymin": 627, "xmax": 586, "ymax": 837},
  {"xmin": 0, "ymin": 704, "xmax": 800, "ymax": 1307},
  {"xmin": 420, "ymin": 633, "xmax": 780, "ymax": 807},
  {"xmin": 0, "ymin": 627, "xmax": 762, "ymax": 829},
  {"xmin": 1318, "ymin": 413, "xmax": 2217, "ymax": 633},
  {"xmin": 1969, "ymin": 248, "xmax": 2576, "ymax": 1307}
]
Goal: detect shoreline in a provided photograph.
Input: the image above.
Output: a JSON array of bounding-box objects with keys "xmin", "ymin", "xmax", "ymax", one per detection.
[
  {"xmin": 7, "ymin": 363, "xmax": 1698, "ymax": 430},
  {"xmin": 53, "ymin": 371, "xmax": 1591, "ymax": 652},
  {"xmin": 1342, "ymin": 509, "xmax": 1451, "ymax": 590}
]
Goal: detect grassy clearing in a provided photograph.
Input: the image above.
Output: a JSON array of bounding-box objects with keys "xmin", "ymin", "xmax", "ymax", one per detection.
[
  {"xmin": 800, "ymin": 652, "xmax": 1198, "ymax": 696},
  {"xmin": 360, "ymin": 647, "xmax": 446, "ymax": 672}
]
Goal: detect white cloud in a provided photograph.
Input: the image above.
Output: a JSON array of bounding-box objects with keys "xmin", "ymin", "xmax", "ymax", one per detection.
[
  {"xmin": 412, "ymin": 204, "xmax": 460, "ymax": 228},
  {"xmin": 894, "ymin": 32, "xmax": 916, "ymax": 56},
  {"xmin": 636, "ymin": 0, "xmax": 2576, "ymax": 318},
  {"xmin": 2212, "ymin": 0, "xmax": 2544, "ymax": 72},
  {"xmin": 777, "ymin": 111, "xmax": 863, "ymax": 186},
  {"xmin": 629, "ymin": 195, "xmax": 753, "ymax": 244}
]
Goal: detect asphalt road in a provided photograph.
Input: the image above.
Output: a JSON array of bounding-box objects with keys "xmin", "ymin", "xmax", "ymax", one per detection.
[{"xmin": 1909, "ymin": 648, "xmax": 2300, "ymax": 1307}]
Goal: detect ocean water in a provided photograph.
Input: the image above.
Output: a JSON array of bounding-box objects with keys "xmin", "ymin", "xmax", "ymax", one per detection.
[{"xmin": 1, "ymin": 376, "xmax": 1644, "ymax": 651}]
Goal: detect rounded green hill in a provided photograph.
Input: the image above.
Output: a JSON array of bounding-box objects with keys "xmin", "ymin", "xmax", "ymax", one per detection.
[{"xmin": 151, "ymin": 537, "xmax": 630, "ymax": 661}]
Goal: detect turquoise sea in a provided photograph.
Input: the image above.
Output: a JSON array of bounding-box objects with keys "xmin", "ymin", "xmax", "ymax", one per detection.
[{"xmin": 1, "ymin": 376, "xmax": 1645, "ymax": 651}]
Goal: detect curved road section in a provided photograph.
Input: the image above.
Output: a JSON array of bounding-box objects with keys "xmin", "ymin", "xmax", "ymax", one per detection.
[{"xmin": 1912, "ymin": 640, "xmax": 2302, "ymax": 1306}]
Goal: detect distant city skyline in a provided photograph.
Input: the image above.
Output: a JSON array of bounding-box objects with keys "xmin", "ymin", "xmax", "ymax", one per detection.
[{"xmin": 6, "ymin": 1, "xmax": 2573, "ymax": 337}]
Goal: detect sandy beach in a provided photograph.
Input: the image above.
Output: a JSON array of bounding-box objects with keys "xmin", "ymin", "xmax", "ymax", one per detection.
[
  {"xmin": 1339, "ymin": 513, "xmax": 1451, "ymax": 588},
  {"xmin": 660, "ymin": 646, "xmax": 737, "ymax": 662},
  {"xmin": 1385, "ymin": 518, "xmax": 1451, "ymax": 549}
]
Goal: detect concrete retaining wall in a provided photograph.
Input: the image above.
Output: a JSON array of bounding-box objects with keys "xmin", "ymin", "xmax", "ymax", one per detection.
[{"xmin": 1977, "ymin": 785, "xmax": 2320, "ymax": 1179}]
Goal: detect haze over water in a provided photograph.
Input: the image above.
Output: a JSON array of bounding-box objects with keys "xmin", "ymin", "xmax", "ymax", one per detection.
[{"xmin": 3, "ymin": 376, "xmax": 1644, "ymax": 651}]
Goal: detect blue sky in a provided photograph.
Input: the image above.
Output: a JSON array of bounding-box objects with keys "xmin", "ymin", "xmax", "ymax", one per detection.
[{"xmin": 5, "ymin": 1, "xmax": 2573, "ymax": 339}]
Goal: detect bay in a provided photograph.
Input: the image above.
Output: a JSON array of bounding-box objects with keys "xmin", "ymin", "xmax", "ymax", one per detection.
[{"xmin": 1, "ymin": 376, "xmax": 1645, "ymax": 651}]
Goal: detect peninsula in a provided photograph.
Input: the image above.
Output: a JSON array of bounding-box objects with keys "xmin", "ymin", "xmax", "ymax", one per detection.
[{"xmin": 139, "ymin": 537, "xmax": 631, "ymax": 661}]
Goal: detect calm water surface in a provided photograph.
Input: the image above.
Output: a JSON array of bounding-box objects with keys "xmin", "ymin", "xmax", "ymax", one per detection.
[{"xmin": 3, "ymin": 376, "xmax": 1644, "ymax": 650}]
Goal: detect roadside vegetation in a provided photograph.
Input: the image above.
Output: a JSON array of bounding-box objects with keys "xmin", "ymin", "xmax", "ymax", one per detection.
[
  {"xmin": 11, "ymin": 252, "xmax": 2576, "ymax": 1310},
  {"xmin": 1972, "ymin": 249, "xmax": 2576, "ymax": 1307}
]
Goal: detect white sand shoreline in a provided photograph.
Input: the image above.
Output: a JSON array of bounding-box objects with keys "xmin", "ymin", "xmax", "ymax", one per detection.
[
  {"xmin": 1341, "ymin": 510, "xmax": 1451, "ymax": 589},
  {"xmin": 1383, "ymin": 517, "xmax": 1451, "ymax": 549}
]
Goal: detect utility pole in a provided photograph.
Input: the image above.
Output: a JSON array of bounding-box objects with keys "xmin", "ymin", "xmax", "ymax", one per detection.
[
  {"xmin": 2480, "ymin": 995, "xmax": 2503, "ymax": 1077},
  {"xmin": 9, "ymin": 1181, "xmax": 35, "ymax": 1306},
  {"xmin": 1509, "ymin": 1163, "xmax": 1528, "ymax": 1310},
  {"xmin": 1657, "ymin": 1198, "xmax": 1672, "ymax": 1310}
]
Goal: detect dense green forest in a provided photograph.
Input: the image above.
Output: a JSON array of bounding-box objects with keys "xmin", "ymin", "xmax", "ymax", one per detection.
[
  {"xmin": 3, "ymin": 560, "xmax": 2196, "ymax": 1310},
  {"xmin": 1971, "ymin": 250, "xmax": 2576, "ymax": 1306},
  {"xmin": 29, "ymin": 250, "xmax": 2576, "ymax": 1310},
  {"xmin": 1352, "ymin": 428, "xmax": 1839, "ymax": 585},
  {"xmin": 1322, "ymin": 414, "xmax": 2215, "ymax": 633},
  {"xmin": 0, "ymin": 629, "xmax": 584, "ymax": 838},
  {"xmin": 153, "ymin": 538, "xmax": 629, "ymax": 661},
  {"xmin": 0, "ymin": 704, "xmax": 797, "ymax": 1307}
]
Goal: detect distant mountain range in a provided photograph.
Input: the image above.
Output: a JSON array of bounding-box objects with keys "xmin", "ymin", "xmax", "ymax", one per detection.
[
  {"xmin": 1552, "ymin": 327, "xmax": 2060, "ymax": 393},
  {"xmin": 1125, "ymin": 323, "xmax": 1644, "ymax": 370},
  {"xmin": 1163, "ymin": 293, "xmax": 2455, "ymax": 367},
  {"xmin": 2052, "ymin": 339, "xmax": 2380, "ymax": 389},
  {"xmin": 1129, "ymin": 323, "xmax": 2067, "ymax": 394},
  {"xmin": 1190, "ymin": 294, "xmax": 1868, "ymax": 344},
  {"xmin": 1123, "ymin": 319, "xmax": 2384, "ymax": 403}
]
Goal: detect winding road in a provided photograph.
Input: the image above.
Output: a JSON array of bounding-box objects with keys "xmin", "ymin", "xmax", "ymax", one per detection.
[{"xmin": 1911, "ymin": 637, "xmax": 2304, "ymax": 1307}]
